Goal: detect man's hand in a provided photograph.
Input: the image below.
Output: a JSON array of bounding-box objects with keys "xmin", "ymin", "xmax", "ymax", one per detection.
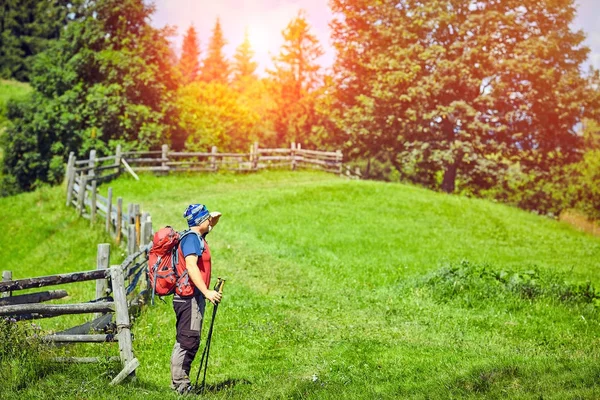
[{"xmin": 204, "ymin": 290, "xmax": 222, "ymax": 305}]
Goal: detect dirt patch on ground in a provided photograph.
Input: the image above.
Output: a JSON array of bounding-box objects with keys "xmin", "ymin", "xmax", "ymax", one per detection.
[{"xmin": 560, "ymin": 209, "xmax": 600, "ymax": 237}]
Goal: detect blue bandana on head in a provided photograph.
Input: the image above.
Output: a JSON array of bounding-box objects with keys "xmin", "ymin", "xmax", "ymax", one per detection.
[{"xmin": 183, "ymin": 204, "xmax": 210, "ymax": 227}]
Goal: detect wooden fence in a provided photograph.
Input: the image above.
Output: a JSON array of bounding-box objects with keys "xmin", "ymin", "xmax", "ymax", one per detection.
[
  {"xmin": 0, "ymin": 241, "xmax": 151, "ymax": 385},
  {"xmin": 64, "ymin": 143, "xmax": 361, "ymax": 181},
  {"xmin": 1, "ymin": 150, "xmax": 155, "ymax": 384}
]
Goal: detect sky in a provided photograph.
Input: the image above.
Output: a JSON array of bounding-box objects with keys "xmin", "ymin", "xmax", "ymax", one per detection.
[{"xmin": 150, "ymin": 0, "xmax": 600, "ymax": 75}]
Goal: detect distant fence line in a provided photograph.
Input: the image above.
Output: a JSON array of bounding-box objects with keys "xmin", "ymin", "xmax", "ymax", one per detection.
[{"xmin": 65, "ymin": 143, "xmax": 362, "ymax": 184}]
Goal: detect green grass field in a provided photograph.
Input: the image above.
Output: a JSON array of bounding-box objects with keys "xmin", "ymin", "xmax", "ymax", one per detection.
[{"xmin": 1, "ymin": 170, "xmax": 599, "ymax": 399}]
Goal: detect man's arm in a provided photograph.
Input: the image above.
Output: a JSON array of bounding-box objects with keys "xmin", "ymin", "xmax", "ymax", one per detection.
[{"xmin": 185, "ymin": 254, "xmax": 221, "ymax": 304}]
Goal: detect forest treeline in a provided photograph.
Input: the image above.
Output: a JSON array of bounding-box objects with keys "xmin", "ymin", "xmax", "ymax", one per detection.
[{"xmin": 0, "ymin": 0, "xmax": 598, "ymax": 221}]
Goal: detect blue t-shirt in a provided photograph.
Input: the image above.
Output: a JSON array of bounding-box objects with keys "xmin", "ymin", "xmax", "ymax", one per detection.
[{"xmin": 180, "ymin": 232, "xmax": 205, "ymax": 258}]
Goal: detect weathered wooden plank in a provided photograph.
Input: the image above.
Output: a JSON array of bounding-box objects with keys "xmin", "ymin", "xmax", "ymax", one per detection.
[
  {"xmin": 94, "ymin": 164, "xmax": 120, "ymax": 172},
  {"xmin": 96, "ymin": 244, "xmax": 110, "ymax": 320},
  {"xmin": 0, "ymin": 269, "xmax": 109, "ymax": 293},
  {"xmin": 0, "ymin": 302, "xmax": 114, "ymax": 317},
  {"xmin": 95, "ymin": 155, "xmax": 117, "ymax": 162},
  {"xmin": 54, "ymin": 356, "xmax": 120, "ymax": 363},
  {"xmin": 106, "ymin": 188, "xmax": 113, "ymax": 233},
  {"xmin": 168, "ymin": 151, "xmax": 212, "ymax": 157},
  {"xmin": 91, "ymin": 180, "xmax": 97, "ymax": 224},
  {"xmin": 124, "ymin": 157, "xmax": 168, "ymax": 163},
  {"xmin": 123, "ymin": 150, "xmax": 162, "ymax": 156},
  {"xmin": 0, "ymin": 290, "xmax": 68, "ymax": 306},
  {"xmin": 121, "ymin": 158, "xmax": 139, "ymax": 181},
  {"xmin": 2, "ymin": 271, "xmax": 11, "ymax": 298},
  {"xmin": 295, "ymin": 148, "xmax": 339, "ymax": 157},
  {"xmin": 110, "ymin": 266, "xmax": 134, "ymax": 368},
  {"xmin": 127, "ymin": 224, "xmax": 136, "ymax": 255},
  {"xmin": 116, "ymin": 197, "xmax": 123, "ymax": 245},
  {"xmin": 56, "ymin": 313, "xmax": 113, "ymax": 336},
  {"xmin": 42, "ymin": 334, "xmax": 117, "ymax": 343},
  {"xmin": 258, "ymin": 148, "xmax": 292, "ymax": 154},
  {"xmin": 110, "ymin": 358, "xmax": 139, "ymax": 385}
]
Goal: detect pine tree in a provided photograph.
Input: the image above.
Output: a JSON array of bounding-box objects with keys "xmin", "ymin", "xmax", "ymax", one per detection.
[
  {"xmin": 178, "ymin": 25, "xmax": 201, "ymax": 84},
  {"xmin": 0, "ymin": 0, "xmax": 78, "ymax": 82},
  {"xmin": 268, "ymin": 10, "xmax": 323, "ymax": 146},
  {"xmin": 232, "ymin": 27, "xmax": 258, "ymax": 83},
  {"xmin": 201, "ymin": 18, "xmax": 229, "ymax": 84}
]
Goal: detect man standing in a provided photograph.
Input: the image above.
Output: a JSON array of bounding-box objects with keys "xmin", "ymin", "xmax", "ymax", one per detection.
[{"xmin": 171, "ymin": 203, "xmax": 222, "ymax": 394}]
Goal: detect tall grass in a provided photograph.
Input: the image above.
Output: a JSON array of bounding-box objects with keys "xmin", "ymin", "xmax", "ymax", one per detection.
[{"xmin": 1, "ymin": 170, "xmax": 599, "ymax": 399}]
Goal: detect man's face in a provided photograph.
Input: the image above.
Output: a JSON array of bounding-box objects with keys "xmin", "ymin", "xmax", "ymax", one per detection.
[{"xmin": 198, "ymin": 215, "xmax": 213, "ymax": 234}]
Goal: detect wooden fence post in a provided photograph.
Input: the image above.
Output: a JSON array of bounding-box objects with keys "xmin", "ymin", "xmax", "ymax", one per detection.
[
  {"xmin": 116, "ymin": 197, "xmax": 123, "ymax": 245},
  {"xmin": 161, "ymin": 144, "xmax": 169, "ymax": 172},
  {"xmin": 253, "ymin": 142, "xmax": 259, "ymax": 170},
  {"xmin": 291, "ymin": 142, "xmax": 297, "ymax": 170},
  {"xmin": 336, "ymin": 150, "xmax": 343, "ymax": 175},
  {"xmin": 91, "ymin": 180, "xmax": 97, "ymax": 224},
  {"xmin": 249, "ymin": 143, "xmax": 254, "ymax": 170},
  {"xmin": 2, "ymin": 271, "xmax": 11, "ymax": 298},
  {"xmin": 109, "ymin": 266, "xmax": 137, "ymax": 384},
  {"xmin": 65, "ymin": 152, "xmax": 75, "ymax": 192},
  {"xmin": 134, "ymin": 204, "xmax": 141, "ymax": 248},
  {"xmin": 211, "ymin": 146, "xmax": 218, "ymax": 171},
  {"xmin": 115, "ymin": 144, "xmax": 122, "ymax": 175},
  {"xmin": 141, "ymin": 218, "xmax": 153, "ymax": 248},
  {"xmin": 128, "ymin": 224, "xmax": 136, "ymax": 255},
  {"xmin": 355, "ymin": 167, "xmax": 361, "ymax": 179},
  {"xmin": 78, "ymin": 176, "xmax": 88, "ymax": 217},
  {"xmin": 66, "ymin": 153, "xmax": 76, "ymax": 206},
  {"xmin": 106, "ymin": 188, "xmax": 113, "ymax": 233},
  {"xmin": 88, "ymin": 150, "xmax": 96, "ymax": 178},
  {"xmin": 96, "ymin": 244, "xmax": 110, "ymax": 318},
  {"xmin": 127, "ymin": 204, "xmax": 134, "ymax": 225}
]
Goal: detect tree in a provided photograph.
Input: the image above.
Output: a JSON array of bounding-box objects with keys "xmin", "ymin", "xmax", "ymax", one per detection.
[
  {"xmin": 178, "ymin": 25, "xmax": 201, "ymax": 84},
  {"xmin": 176, "ymin": 82, "xmax": 259, "ymax": 152},
  {"xmin": 232, "ymin": 27, "xmax": 258, "ymax": 87},
  {"xmin": 201, "ymin": 18, "xmax": 229, "ymax": 84},
  {"xmin": 268, "ymin": 10, "xmax": 324, "ymax": 146},
  {"xmin": 329, "ymin": 0, "xmax": 593, "ymax": 194},
  {"xmin": 1, "ymin": 0, "xmax": 179, "ymax": 193},
  {"xmin": 0, "ymin": 0, "xmax": 78, "ymax": 82}
]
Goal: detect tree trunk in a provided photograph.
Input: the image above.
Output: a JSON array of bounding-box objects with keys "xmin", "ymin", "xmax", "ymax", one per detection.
[
  {"xmin": 441, "ymin": 116, "xmax": 458, "ymax": 193},
  {"xmin": 441, "ymin": 162, "xmax": 457, "ymax": 193}
]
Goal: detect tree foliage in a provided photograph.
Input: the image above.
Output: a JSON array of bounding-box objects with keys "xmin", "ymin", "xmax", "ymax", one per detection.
[
  {"xmin": 176, "ymin": 81, "xmax": 259, "ymax": 152},
  {"xmin": 268, "ymin": 10, "xmax": 324, "ymax": 147},
  {"xmin": 1, "ymin": 0, "xmax": 179, "ymax": 193},
  {"xmin": 201, "ymin": 18, "xmax": 229, "ymax": 84},
  {"xmin": 329, "ymin": 0, "xmax": 593, "ymax": 194},
  {"xmin": 232, "ymin": 28, "xmax": 258, "ymax": 85},
  {"xmin": 178, "ymin": 25, "xmax": 201, "ymax": 85},
  {"xmin": 0, "ymin": 0, "xmax": 77, "ymax": 82}
]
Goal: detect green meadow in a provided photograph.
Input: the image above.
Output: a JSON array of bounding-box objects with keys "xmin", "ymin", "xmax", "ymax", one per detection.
[{"xmin": 1, "ymin": 170, "xmax": 600, "ymax": 399}]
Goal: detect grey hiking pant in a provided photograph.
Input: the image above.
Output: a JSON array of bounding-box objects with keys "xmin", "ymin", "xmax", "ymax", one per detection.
[{"xmin": 171, "ymin": 293, "xmax": 205, "ymax": 392}]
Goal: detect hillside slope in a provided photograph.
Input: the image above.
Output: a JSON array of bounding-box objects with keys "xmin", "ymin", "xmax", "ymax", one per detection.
[{"xmin": 2, "ymin": 170, "xmax": 599, "ymax": 399}]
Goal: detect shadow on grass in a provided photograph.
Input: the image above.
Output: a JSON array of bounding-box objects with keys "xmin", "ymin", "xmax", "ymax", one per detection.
[{"xmin": 200, "ymin": 378, "xmax": 252, "ymax": 394}]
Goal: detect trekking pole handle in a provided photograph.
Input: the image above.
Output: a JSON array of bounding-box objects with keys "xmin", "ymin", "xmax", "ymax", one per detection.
[{"xmin": 214, "ymin": 277, "xmax": 225, "ymax": 294}]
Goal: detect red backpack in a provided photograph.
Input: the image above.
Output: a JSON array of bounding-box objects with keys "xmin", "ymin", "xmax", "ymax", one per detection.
[{"xmin": 147, "ymin": 226, "xmax": 194, "ymax": 304}]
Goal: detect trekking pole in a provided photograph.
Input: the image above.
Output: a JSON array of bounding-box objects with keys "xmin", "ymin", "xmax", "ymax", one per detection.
[{"xmin": 195, "ymin": 278, "xmax": 225, "ymax": 391}]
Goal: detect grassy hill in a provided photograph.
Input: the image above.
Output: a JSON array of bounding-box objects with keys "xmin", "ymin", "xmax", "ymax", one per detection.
[{"xmin": 1, "ymin": 170, "xmax": 600, "ymax": 399}]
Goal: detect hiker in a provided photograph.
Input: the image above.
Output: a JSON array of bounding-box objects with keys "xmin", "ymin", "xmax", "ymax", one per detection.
[{"xmin": 171, "ymin": 203, "xmax": 222, "ymax": 394}]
